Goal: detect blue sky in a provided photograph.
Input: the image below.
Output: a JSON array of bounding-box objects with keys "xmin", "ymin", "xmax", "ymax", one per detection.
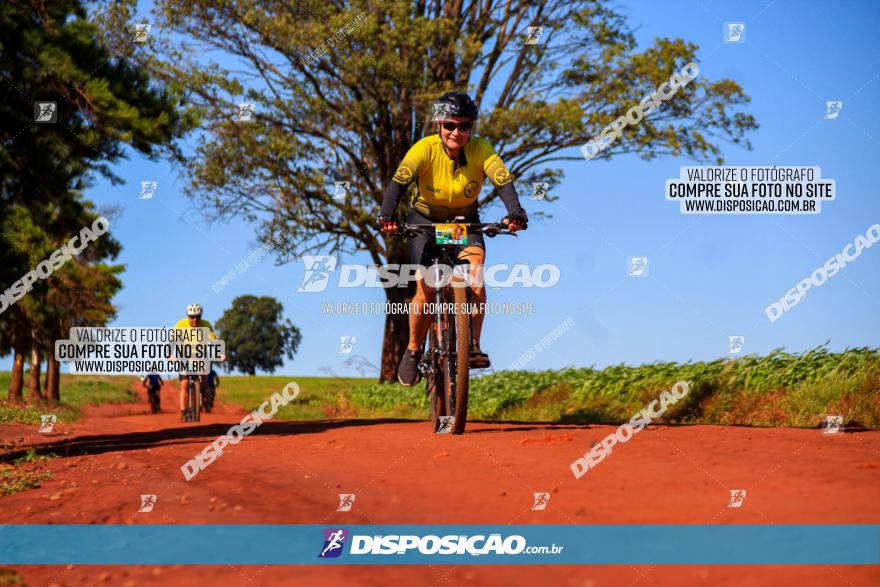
[{"xmin": 6, "ymin": 0, "xmax": 879, "ymax": 376}]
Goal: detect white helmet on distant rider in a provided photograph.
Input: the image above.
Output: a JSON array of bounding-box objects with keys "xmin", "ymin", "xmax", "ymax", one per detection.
[{"xmin": 186, "ymin": 304, "xmax": 203, "ymax": 317}]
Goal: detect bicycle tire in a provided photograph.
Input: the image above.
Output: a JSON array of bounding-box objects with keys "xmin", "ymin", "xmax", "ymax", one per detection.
[
  {"xmin": 428, "ymin": 366, "xmax": 445, "ymax": 432},
  {"xmin": 448, "ymin": 283, "xmax": 470, "ymax": 434},
  {"xmin": 429, "ymin": 313, "xmax": 448, "ymax": 433},
  {"xmin": 438, "ymin": 335, "xmax": 455, "ymax": 433},
  {"xmin": 190, "ymin": 376, "xmax": 201, "ymax": 422}
]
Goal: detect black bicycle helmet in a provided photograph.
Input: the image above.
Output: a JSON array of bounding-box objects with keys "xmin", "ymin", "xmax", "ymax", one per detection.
[{"xmin": 434, "ymin": 91, "xmax": 479, "ymax": 120}]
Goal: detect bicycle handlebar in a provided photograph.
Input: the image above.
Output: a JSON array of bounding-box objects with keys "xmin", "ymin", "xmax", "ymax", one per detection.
[{"xmin": 395, "ymin": 222, "xmax": 518, "ymax": 239}]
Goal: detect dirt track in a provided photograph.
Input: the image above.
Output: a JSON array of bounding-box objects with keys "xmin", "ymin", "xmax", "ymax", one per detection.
[{"xmin": 1, "ymin": 382, "xmax": 878, "ymax": 586}]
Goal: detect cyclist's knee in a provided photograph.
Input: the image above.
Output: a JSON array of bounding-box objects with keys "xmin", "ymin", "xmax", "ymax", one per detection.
[
  {"xmin": 458, "ymin": 245, "xmax": 484, "ymax": 266},
  {"xmin": 412, "ymin": 288, "xmax": 430, "ymax": 304},
  {"xmin": 412, "ymin": 277, "xmax": 434, "ymax": 301}
]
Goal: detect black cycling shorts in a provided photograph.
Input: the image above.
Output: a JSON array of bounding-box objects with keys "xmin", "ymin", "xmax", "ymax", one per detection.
[{"xmin": 406, "ymin": 208, "xmax": 485, "ymax": 266}]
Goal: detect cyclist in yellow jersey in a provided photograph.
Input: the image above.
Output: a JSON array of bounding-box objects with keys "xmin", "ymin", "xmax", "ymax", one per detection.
[
  {"xmin": 175, "ymin": 303, "xmax": 217, "ymax": 422},
  {"xmin": 378, "ymin": 92, "xmax": 528, "ymax": 386}
]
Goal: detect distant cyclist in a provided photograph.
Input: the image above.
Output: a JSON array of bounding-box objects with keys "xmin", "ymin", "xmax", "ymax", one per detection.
[
  {"xmin": 378, "ymin": 91, "xmax": 528, "ymax": 386},
  {"xmin": 142, "ymin": 373, "xmax": 163, "ymax": 414},
  {"xmin": 203, "ymin": 368, "xmax": 220, "ymax": 413},
  {"xmin": 174, "ymin": 304, "xmax": 217, "ymax": 422}
]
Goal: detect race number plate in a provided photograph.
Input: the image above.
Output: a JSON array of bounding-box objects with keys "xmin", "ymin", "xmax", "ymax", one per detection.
[{"xmin": 435, "ymin": 223, "xmax": 468, "ymax": 245}]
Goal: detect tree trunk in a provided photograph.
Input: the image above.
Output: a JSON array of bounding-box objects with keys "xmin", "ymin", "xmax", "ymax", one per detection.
[
  {"xmin": 28, "ymin": 345, "xmax": 42, "ymax": 402},
  {"xmin": 379, "ymin": 239, "xmax": 415, "ymax": 383},
  {"xmin": 46, "ymin": 355, "xmax": 60, "ymax": 404},
  {"xmin": 9, "ymin": 348, "xmax": 25, "ymax": 403}
]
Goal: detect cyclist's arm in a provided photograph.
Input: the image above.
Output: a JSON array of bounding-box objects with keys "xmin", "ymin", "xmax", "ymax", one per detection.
[
  {"xmin": 496, "ymin": 182, "xmax": 527, "ymax": 218},
  {"xmin": 199, "ymin": 320, "xmax": 217, "ymax": 341},
  {"xmin": 380, "ymin": 141, "xmax": 426, "ymax": 218},
  {"xmin": 480, "ymin": 140, "xmax": 528, "ymax": 219}
]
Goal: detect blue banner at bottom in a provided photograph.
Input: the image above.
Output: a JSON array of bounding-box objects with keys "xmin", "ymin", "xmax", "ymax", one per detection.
[{"xmin": 1, "ymin": 525, "xmax": 877, "ymax": 565}]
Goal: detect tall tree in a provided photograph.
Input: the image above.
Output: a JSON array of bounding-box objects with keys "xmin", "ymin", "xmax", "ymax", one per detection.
[
  {"xmin": 1, "ymin": 204, "xmax": 123, "ymax": 403},
  {"xmin": 1, "ymin": 0, "xmax": 186, "ymax": 401},
  {"xmin": 120, "ymin": 0, "xmax": 757, "ymax": 381},
  {"xmin": 215, "ymin": 295, "xmax": 302, "ymax": 376}
]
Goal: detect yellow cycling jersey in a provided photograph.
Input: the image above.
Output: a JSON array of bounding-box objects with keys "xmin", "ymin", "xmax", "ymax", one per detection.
[
  {"xmin": 174, "ymin": 318, "xmax": 217, "ymax": 340},
  {"xmin": 392, "ymin": 134, "xmax": 513, "ymax": 220}
]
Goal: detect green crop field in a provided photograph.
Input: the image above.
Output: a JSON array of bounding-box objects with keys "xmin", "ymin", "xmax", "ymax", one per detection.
[
  {"xmin": 353, "ymin": 345, "xmax": 880, "ymax": 428},
  {"xmin": 1, "ymin": 345, "xmax": 877, "ymax": 427}
]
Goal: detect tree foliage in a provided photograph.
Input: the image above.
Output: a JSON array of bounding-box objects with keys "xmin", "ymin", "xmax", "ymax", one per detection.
[
  {"xmin": 105, "ymin": 0, "xmax": 758, "ymax": 380},
  {"xmin": 1, "ymin": 0, "xmax": 186, "ymax": 400},
  {"xmin": 215, "ymin": 295, "xmax": 302, "ymax": 376}
]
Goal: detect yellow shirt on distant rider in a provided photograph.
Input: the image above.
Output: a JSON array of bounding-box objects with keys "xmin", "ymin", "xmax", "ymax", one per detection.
[
  {"xmin": 174, "ymin": 318, "xmax": 217, "ymax": 340},
  {"xmin": 391, "ymin": 134, "xmax": 513, "ymax": 219}
]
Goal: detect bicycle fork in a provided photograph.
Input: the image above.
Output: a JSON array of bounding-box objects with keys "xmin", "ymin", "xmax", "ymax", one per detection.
[{"xmin": 430, "ymin": 259, "xmax": 448, "ymax": 352}]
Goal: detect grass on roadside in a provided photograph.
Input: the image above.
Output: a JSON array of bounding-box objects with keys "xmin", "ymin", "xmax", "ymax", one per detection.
[
  {"xmin": 0, "ymin": 569, "xmax": 25, "ymax": 586},
  {"xmin": 0, "ymin": 373, "xmax": 136, "ymax": 424},
  {"xmin": 217, "ymin": 375, "xmax": 377, "ymax": 420},
  {"xmin": 0, "ymin": 449, "xmax": 55, "ymax": 496}
]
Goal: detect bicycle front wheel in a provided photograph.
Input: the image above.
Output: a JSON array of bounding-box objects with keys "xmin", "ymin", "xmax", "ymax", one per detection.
[
  {"xmin": 190, "ymin": 377, "xmax": 201, "ymax": 422},
  {"xmin": 443, "ymin": 283, "xmax": 470, "ymax": 434}
]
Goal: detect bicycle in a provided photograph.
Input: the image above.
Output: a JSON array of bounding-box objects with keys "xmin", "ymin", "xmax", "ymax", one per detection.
[
  {"xmin": 202, "ymin": 384, "xmax": 215, "ymax": 413},
  {"xmin": 395, "ymin": 218, "xmax": 517, "ymax": 434},
  {"xmin": 141, "ymin": 374, "xmax": 163, "ymax": 414},
  {"xmin": 147, "ymin": 386, "xmax": 161, "ymax": 414},
  {"xmin": 185, "ymin": 373, "xmax": 202, "ymax": 422}
]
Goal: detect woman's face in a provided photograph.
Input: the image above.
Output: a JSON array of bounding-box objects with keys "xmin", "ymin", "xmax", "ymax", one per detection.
[{"xmin": 439, "ymin": 116, "xmax": 472, "ymax": 152}]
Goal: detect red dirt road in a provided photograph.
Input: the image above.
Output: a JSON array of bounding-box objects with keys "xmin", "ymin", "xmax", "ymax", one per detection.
[{"xmin": 1, "ymin": 382, "xmax": 879, "ymax": 586}]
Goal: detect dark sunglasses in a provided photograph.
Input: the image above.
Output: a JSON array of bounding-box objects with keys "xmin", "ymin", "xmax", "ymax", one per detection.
[{"xmin": 441, "ymin": 121, "xmax": 473, "ymax": 133}]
